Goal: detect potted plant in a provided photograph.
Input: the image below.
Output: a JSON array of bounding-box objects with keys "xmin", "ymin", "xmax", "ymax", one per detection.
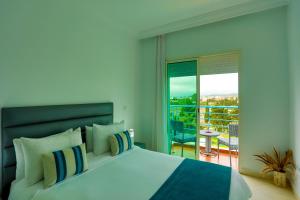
[{"xmin": 254, "ymin": 147, "xmax": 295, "ymax": 187}]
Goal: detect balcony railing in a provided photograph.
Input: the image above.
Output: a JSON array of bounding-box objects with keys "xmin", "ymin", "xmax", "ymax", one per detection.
[{"xmin": 169, "ymin": 105, "xmax": 239, "ymax": 133}]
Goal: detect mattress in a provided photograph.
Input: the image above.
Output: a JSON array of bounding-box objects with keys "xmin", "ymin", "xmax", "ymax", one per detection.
[{"xmin": 9, "ymin": 147, "xmax": 252, "ymax": 200}]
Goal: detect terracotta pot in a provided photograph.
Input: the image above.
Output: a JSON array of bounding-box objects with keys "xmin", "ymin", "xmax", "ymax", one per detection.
[{"xmin": 273, "ymin": 171, "xmax": 287, "ymax": 187}]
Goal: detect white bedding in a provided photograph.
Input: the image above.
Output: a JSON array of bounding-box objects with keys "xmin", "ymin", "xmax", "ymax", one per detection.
[{"xmin": 9, "ymin": 147, "xmax": 252, "ymax": 200}]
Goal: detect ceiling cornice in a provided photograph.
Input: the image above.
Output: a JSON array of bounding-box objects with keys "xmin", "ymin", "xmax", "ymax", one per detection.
[{"xmin": 138, "ymin": 0, "xmax": 289, "ymax": 39}]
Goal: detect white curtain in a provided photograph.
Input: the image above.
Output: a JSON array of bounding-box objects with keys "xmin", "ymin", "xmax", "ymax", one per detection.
[{"xmin": 152, "ymin": 35, "xmax": 168, "ymax": 153}]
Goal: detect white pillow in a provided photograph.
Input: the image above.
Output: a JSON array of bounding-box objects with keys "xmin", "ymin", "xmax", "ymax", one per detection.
[
  {"xmin": 93, "ymin": 121, "xmax": 125, "ymax": 155},
  {"xmin": 85, "ymin": 126, "xmax": 93, "ymax": 153},
  {"xmin": 13, "ymin": 129, "xmax": 75, "ymax": 181},
  {"xmin": 13, "ymin": 138, "xmax": 25, "ymax": 180},
  {"xmin": 21, "ymin": 128, "xmax": 82, "ymax": 185}
]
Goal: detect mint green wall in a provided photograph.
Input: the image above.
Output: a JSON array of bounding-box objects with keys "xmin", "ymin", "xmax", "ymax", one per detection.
[
  {"xmin": 0, "ymin": 1, "xmax": 140, "ymax": 131},
  {"xmin": 140, "ymin": 7, "xmax": 289, "ymax": 174},
  {"xmin": 288, "ymin": 0, "xmax": 300, "ymax": 196}
]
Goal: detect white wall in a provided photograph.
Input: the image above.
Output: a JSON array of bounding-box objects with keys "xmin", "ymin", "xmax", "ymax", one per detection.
[
  {"xmin": 0, "ymin": 1, "xmax": 141, "ymax": 130},
  {"xmin": 139, "ymin": 7, "xmax": 290, "ymax": 174},
  {"xmin": 288, "ymin": 0, "xmax": 300, "ymax": 197}
]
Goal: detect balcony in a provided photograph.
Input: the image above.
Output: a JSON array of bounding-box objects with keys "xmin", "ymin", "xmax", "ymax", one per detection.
[{"xmin": 169, "ymin": 104, "xmax": 239, "ymax": 169}]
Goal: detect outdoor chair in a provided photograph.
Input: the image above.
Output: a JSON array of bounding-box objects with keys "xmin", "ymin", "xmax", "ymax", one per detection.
[
  {"xmin": 170, "ymin": 120, "xmax": 197, "ymax": 157},
  {"xmin": 217, "ymin": 124, "xmax": 239, "ymax": 167}
]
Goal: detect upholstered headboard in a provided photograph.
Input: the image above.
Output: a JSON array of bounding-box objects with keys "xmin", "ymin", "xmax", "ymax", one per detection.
[{"xmin": 1, "ymin": 102, "xmax": 113, "ymax": 199}]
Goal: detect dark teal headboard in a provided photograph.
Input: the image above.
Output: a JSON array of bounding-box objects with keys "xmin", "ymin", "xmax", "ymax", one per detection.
[{"xmin": 1, "ymin": 102, "xmax": 113, "ymax": 199}]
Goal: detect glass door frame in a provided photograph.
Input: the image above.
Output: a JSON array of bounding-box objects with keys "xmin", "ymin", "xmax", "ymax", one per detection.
[
  {"xmin": 166, "ymin": 50, "xmax": 241, "ymax": 162},
  {"xmin": 196, "ymin": 57, "xmax": 200, "ymax": 158},
  {"xmin": 166, "ymin": 57, "xmax": 201, "ymax": 159}
]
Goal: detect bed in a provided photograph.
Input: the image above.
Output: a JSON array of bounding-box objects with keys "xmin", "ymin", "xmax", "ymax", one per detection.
[{"xmin": 1, "ymin": 103, "xmax": 252, "ymax": 200}]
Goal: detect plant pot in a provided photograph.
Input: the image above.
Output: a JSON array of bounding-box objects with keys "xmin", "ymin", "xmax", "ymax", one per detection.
[{"xmin": 273, "ymin": 171, "xmax": 287, "ymax": 187}]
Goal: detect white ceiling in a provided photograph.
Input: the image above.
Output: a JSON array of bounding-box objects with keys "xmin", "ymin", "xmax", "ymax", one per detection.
[{"xmin": 92, "ymin": 0, "xmax": 289, "ymax": 38}]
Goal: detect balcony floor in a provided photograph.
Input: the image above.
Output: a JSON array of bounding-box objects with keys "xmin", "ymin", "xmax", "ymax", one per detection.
[{"xmin": 171, "ymin": 144, "xmax": 239, "ymax": 170}]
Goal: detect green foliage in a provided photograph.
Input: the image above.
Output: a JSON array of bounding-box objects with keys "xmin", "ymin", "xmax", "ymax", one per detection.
[
  {"xmin": 204, "ymin": 101, "xmax": 209, "ymax": 124},
  {"xmin": 209, "ymin": 98, "xmax": 239, "ymax": 131},
  {"xmin": 170, "ymin": 93, "xmax": 239, "ymax": 133},
  {"xmin": 170, "ymin": 95, "xmax": 196, "ymax": 134}
]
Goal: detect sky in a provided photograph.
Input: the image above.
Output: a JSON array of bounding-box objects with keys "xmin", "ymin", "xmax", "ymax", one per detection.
[{"xmin": 170, "ymin": 73, "xmax": 238, "ymax": 97}]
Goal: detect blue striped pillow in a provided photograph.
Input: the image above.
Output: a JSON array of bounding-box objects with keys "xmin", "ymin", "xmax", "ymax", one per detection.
[
  {"xmin": 42, "ymin": 143, "xmax": 88, "ymax": 188},
  {"xmin": 110, "ymin": 130, "xmax": 133, "ymax": 156}
]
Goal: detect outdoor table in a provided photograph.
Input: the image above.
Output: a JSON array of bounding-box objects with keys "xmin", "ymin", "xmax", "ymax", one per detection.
[{"xmin": 199, "ymin": 130, "xmax": 220, "ymax": 156}]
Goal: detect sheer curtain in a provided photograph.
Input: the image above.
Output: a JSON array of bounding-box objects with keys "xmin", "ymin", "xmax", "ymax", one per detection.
[{"xmin": 152, "ymin": 35, "xmax": 168, "ymax": 153}]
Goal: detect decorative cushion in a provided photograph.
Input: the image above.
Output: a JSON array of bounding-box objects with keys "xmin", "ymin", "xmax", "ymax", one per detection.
[
  {"xmin": 85, "ymin": 126, "xmax": 93, "ymax": 152},
  {"xmin": 21, "ymin": 128, "xmax": 82, "ymax": 185},
  {"xmin": 13, "ymin": 129, "xmax": 83, "ymax": 181},
  {"xmin": 110, "ymin": 130, "xmax": 133, "ymax": 156},
  {"xmin": 42, "ymin": 143, "xmax": 88, "ymax": 188},
  {"xmin": 93, "ymin": 121, "xmax": 125, "ymax": 155},
  {"xmin": 13, "ymin": 138, "xmax": 25, "ymax": 180}
]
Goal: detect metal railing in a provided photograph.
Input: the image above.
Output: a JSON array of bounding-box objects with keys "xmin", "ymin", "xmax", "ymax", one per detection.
[{"xmin": 169, "ymin": 105, "xmax": 239, "ymax": 133}]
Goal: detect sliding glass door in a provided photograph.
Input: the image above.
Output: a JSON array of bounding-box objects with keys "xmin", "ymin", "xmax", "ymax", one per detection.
[
  {"xmin": 167, "ymin": 52, "xmax": 240, "ymax": 168},
  {"xmin": 167, "ymin": 60, "xmax": 199, "ymax": 159}
]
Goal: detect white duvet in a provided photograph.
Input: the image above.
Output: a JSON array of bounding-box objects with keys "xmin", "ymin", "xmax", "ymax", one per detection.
[{"xmin": 9, "ymin": 147, "xmax": 252, "ymax": 200}]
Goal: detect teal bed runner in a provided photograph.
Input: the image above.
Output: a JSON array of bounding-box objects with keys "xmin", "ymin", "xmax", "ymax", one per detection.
[{"xmin": 150, "ymin": 159, "xmax": 231, "ymax": 200}]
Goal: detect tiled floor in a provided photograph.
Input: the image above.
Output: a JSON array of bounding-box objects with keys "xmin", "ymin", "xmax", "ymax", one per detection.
[
  {"xmin": 171, "ymin": 144, "xmax": 239, "ymax": 170},
  {"xmin": 243, "ymin": 175, "xmax": 297, "ymax": 200},
  {"xmin": 171, "ymin": 144, "xmax": 297, "ymax": 200}
]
